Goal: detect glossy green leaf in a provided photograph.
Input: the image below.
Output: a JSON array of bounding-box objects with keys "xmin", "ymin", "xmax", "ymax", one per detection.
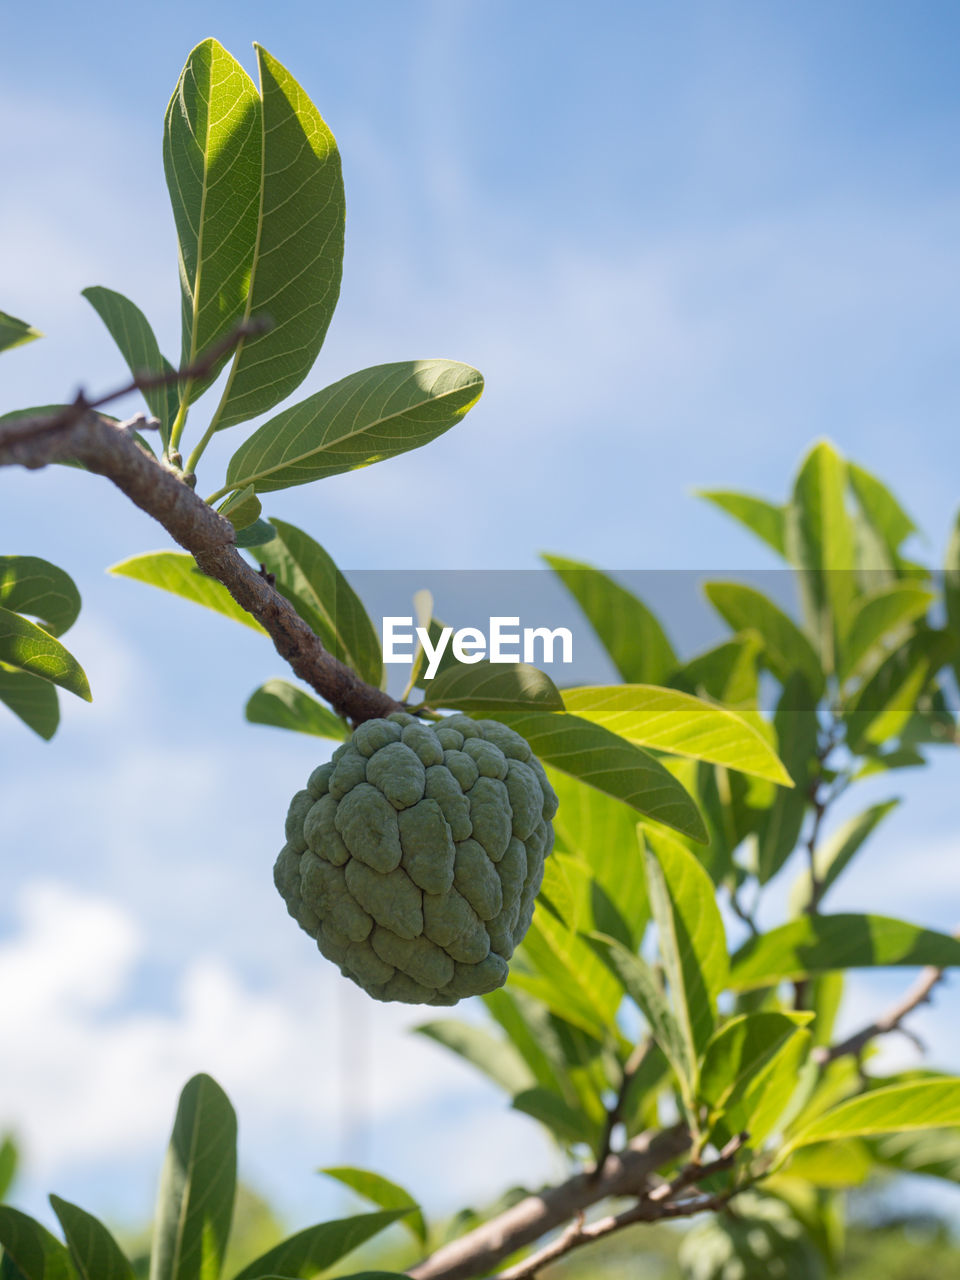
[
  {"xmin": 848, "ymin": 461, "xmax": 917, "ymax": 555},
  {"xmin": 789, "ymin": 800, "xmax": 900, "ymax": 915},
  {"xmin": 730, "ymin": 915, "xmax": 960, "ymax": 991},
  {"xmin": 318, "ymin": 1169, "xmax": 425, "ymax": 1245},
  {"xmin": 703, "ymin": 582, "xmax": 824, "ymax": 698},
  {"xmin": 755, "ymin": 675, "xmax": 818, "ymax": 885},
  {"xmin": 543, "ymin": 555, "xmax": 677, "ymax": 683},
  {"xmin": 251, "ymin": 520, "xmax": 381, "ymax": 686},
  {"xmin": 667, "ymin": 632, "xmax": 763, "ymax": 707},
  {"xmin": 843, "ymin": 630, "xmax": 953, "ymax": 750},
  {"xmin": 786, "ymin": 1080, "xmax": 960, "ymax": 1154},
  {"xmin": 0, "ymin": 556, "xmax": 81, "ymax": 636},
  {"xmin": 519, "ymin": 903, "xmax": 624, "ymax": 1036},
  {"xmin": 699, "ymin": 1012, "xmax": 813, "ymax": 1119},
  {"xmin": 838, "ymin": 583, "xmax": 935, "ymax": 682},
  {"xmin": 164, "ymin": 39, "xmax": 261, "ymax": 397},
  {"xmin": 425, "ymin": 661, "xmax": 563, "ymax": 713},
  {"xmin": 245, "ymin": 679, "xmax": 348, "ymax": 739},
  {"xmin": 50, "ymin": 1196, "xmax": 133, "ymax": 1280},
  {"xmin": 489, "ymin": 710, "xmax": 707, "ymax": 842},
  {"xmin": 231, "ymin": 1211, "xmax": 406, "ymax": 1280},
  {"xmin": 149, "ymin": 1074, "xmax": 236, "ymax": 1280},
  {"xmin": 697, "ymin": 489, "xmax": 787, "ymax": 557},
  {"xmin": 511, "ymin": 1087, "xmax": 599, "ymax": 1148},
  {"xmin": 644, "ymin": 826, "xmax": 728, "ymax": 1062},
  {"xmin": 109, "ymin": 552, "xmax": 266, "ymax": 634},
  {"xmin": 414, "ymin": 1019, "xmax": 535, "ymax": 1096},
  {"xmin": 0, "ymin": 664, "xmax": 60, "ymax": 739},
  {"xmin": 0, "ymin": 311, "xmax": 41, "ymax": 353},
  {"xmin": 217, "ymin": 485, "xmax": 261, "ymax": 533},
  {"xmin": 212, "ymin": 45, "xmax": 346, "ymax": 429},
  {"xmin": 224, "ymin": 360, "xmax": 483, "ymax": 494},
  {"xmin": 82, "ymin": 287, "xmax": 179, "ymax": 439},
  {"xmin": 714, "ymin": 1029, "xmax": 812, "ymax": 1148},
  {"xmin": 560, "ymin": 684, "xmax": 793, "ymax": 785},
  {"xmin": 0, "ymin": 1207, "xmax": 73, "ymax": 1280},
  {"xmin": 0, "ymin": 608, "xmax": 90, "ymax": 701}
]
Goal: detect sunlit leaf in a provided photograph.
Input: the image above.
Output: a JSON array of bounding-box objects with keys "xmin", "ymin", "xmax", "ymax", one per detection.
[
  {"xmin": 245, "ymin": 679, "xmax": 348, "ymax": 739},
  {"xmin": 425, "ymin": 661, "xmax": 563, "ymax": 712},
  {"xmin": 232, "ymin": 1211, "xmax": 406, "ymax": 1280},
  {"xmin": 318, "ymin": 1169, "xmax": 425, "ymax": 1245},
  {"xmin": 0, "ymin": 556, "xmax": 81, "ymax": 636},
  {"xmin": 697, "ymin": 490, "xmax": 787, "ymax": 557},
  {"xmin": 0, "ymin": 608, "xmax": 90, "ymax": 701},
  {"xmin": 109, "ymin": 552, "xmax": 266, "ymax": 634},
  {"xmin": 789, "ymin": 800, "xmax": 900, "ymax": 915}
]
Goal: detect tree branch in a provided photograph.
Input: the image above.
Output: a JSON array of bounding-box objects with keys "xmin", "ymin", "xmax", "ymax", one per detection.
[
  {"xmin": 407, "ymin": 1126, "xmax": 690, "ymax": 1280},
  {"xmin": 0, "ymin": 408, "xmax": 402, "ymax": 724}
]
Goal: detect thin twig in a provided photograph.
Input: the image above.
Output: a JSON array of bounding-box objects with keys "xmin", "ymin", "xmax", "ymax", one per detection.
[{"xmin": 589, "ymin": 1039, "xmax": 652, "ymax": 1182}]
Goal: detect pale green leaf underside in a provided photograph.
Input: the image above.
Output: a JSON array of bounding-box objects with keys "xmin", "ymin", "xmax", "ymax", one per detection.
[
  {"xmin": 82, "ymin": 286, "xmax": 179, "ymax": 435},
  {"xmin": 245, "ymin": 679, "xmax": 348, "ymax": 739},
  {"xmin": 0, "ymin": 555, "xmax": 81, "ymax": 636},
  {"xmin": 561, "ymin": 685, "xmax": 793, "ymax": 786},
  {"xmin": 697, "ymin": 489, "xmax": 787, "ymax": 557},
  {"xmin": 415, "ymin": 1019, "xmax": 535, "ymax": 1097},
  {"xmin": 225, "ymin": 359, "xmax": 483, "ymax": 493},
  {"xmin": 426, "ymin": 661, "xmax": 564, "ymax": 712},
  {"xmin": 787, "ymin": 1079, "xmax": 960, "ymax": 1152},
  {"xmin": 109, "ymin": 552, "xmax": 266, "ymax": 634},
  {"xmin": 0, "ymin": 607, "xmax": 90, "ymax": 700}
]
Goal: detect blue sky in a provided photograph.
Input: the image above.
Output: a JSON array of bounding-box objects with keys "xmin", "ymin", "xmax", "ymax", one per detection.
[{"xmin": 2, "ymin": 0, "xmax": 960, "ymax": 1242}]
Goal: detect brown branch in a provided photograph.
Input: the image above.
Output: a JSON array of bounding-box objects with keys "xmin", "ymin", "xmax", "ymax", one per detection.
[
  {"xmin": 0, "ymin": 409, "xmax": 402, "ymax": 724},
  {"xmin": 407, "ymin": 1126, "xmax": 690, "ymax": 1280}
]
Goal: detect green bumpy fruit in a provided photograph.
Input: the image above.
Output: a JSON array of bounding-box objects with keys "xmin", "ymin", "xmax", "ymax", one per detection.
[{"xmin": 275, "ymin": 712, "xmax": 558, "ymax": 1005}]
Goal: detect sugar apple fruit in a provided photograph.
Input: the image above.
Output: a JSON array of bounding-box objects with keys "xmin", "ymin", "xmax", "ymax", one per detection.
[{"xmin": 275, "ymin": 711, "xmax": 558, "ymax": 1005}]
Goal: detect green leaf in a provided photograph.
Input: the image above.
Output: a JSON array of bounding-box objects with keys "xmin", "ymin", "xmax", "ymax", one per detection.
[
  {"xmin": 414, "ymin": 1020, "xmax": 535, "ymax": 1097},
  {"xmin": 838, "ymin": 583, "xmax": 935, "ymax": 682},
  {"xmin": 590, "ymin": 933, "xmax": 695, "ymax": 1105},
  {"xmin": 81, "ymin": 287, "xmax": 179, "ymax": 440},
  {"xmin": 699, "ymin": 1012, "xmax": 813, "ymax": 1120},
  {"xmin": 488, "ymin": 711, "xmax": 707, "ymax": 842},
  {"xmin": 231, "ymin": 1211, "xmax": 406, "ymax": 1280},
  {"xmin": 703, "ymin": 582, "xmax": 824, "ymax": 699},
  {"xmin": 785, "ymin": 1080, "xmax": 960, "ymax": 1155},
  {"xmin": 729, "ymin": 915, "xmax": 960, "ymax": 991},
  {"xmin": 782, "ymin": 1138, "xmax": 874, "ymax": 1187},
  {"xmin": 235, "ymin": 518, "xmax": 277, "ymax": 549},
  {"xmin": 109, "ymin": 552, "xmax": 266, "ymax": 633},
  {"xmin": 785, "ymin": 441, "xmax": 857, "ymax": 668},
  {"xmin": 643, "ymin": 826, "xmax": 728, "ymax": 1063},
  {"xmin": 714, "ymin": 1029, "xmax": 813, "ymax": 1148},
  {"xmin": 0, "ymin": 664, "xmax": 60, "ymax": 739},
  {"xmin": 425, "ymin": 661, "xmax": 563, "ymax": 713},
  {"xmin": 755, "ymin": 675, "xmax": 818, "ymax": 885},
  {"xmin": 511, "ymin": 1088, "xmax": 599, "ymax": 1148},
  {"xmin": 251, "ymin": 520, "xmax": 381, "ymax": 686},
  {"xmin": 0, "ymin": 608, "xmax": 90, "ymax": 701},
  {"xmin": 542, "ymin": 556, "xmax": 677, "ymax": 683},
  {"xmin": 560, "ymin": 685, "xmax": 793, "ymax": 786},
  {"xmin": 0, "ymin": 1207, "xmax": 73, "ymax": 1280},
  {"xmin": 843, "ymin": 630, "xmax": 953, "ymax": 750},
  {"xmin": 482, "ymin": 988, "xmax": 570, "ymax": 1097},
  {"xmin": 0, "ymin": 1137, "xmax": 16, "ymax": 1202},
  {"xmin": 224, "ymin": 360, "xmax": 484, "ymax": 494},
  {"xmin": 667, "ymin": 632, "xmax": 763, "ymax": 707},
  {"xmin": 0, "ymin": 556, "xmax": 81, "ymax": 636},
  {"xmin": 789, "ymin": 800, "xmax": 900, "ymax": 915},
  {"xmin": 519, "ymin": 905, "xmax": 624, "ymax": 1036},
  {"xmin": 50, "ymin": 1196, "xmax": 133, "ymax": 1280},
  {"xmin": 217, "ymin": 486, "xmax": 262, "ymax": 533},
  {"xmin": 148, "ymin": 1074, "xmax": 236, "ymax": 1280},
  {"xmin": 945, "ymin": 510, "xmax": 960, "ymax": 688},
  {"xmin": 318, "ymin": 1169, "xmax": 425, "ymax": 1246},
  {"xmin": 245, "ymin": 679, "xmax": 348, "ymax": 739},
  {"xmin": 870, "ymin": 1127, "xmax": 960, "ymax": 1183},
  {"xmin": 697, "ymin": 490, "xmax": 787, "ymax": 557},
  {"xmin": 163, "ymin": 39, "xmax": 262, "ymax": 397},
  {"xmin": 848, "ymin": 461, "xmax": 917, "ymax": 556},
  {"xmin": 0, "ymin": 311, "xmax": 41, "ymax": 353},
  {"xmin": 211, "ymin": 45, "xmax": 346, "ymax": 430}
]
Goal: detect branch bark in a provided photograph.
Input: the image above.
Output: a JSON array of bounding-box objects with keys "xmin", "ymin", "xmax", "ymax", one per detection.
[
  {"xmin": 406, "ymin": 1126, "xmax": 690, "ymax": 1280},
  {"xmin": 0, "ymin": 409, "xmax": 403, "ymax": 724}
]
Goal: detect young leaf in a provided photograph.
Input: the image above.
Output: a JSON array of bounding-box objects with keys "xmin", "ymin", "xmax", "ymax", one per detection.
[
  {"xmin": 149, "ymin": 1073, "xmax": 237, "ymax": 1280},
  {"xmin": 231, "ymin": 1210, "xmax": 407, "ymax": 1280},
  {"xmin": 643, "ymin": 826, "xmax": 728, "ymax": 1063},
  {"xmin": 482, "ymin": 988, "xmax": 571, "ymax": 1097},
  {"xmin": 0, "ymin": 556, "xmax": 81, "ymax": 637},
  {"xmin": 729, "ymin": 915, "xmax": 960, "ymax": 991},
  {"xmin": 667, "ymin": 632, "xmax": 763, "ymax": 707},
  {"xmin": 81, "ymin": 287, "xmax": 179, "ymax": 439},
  {"xmin": 217, "ymin": 486, "xmax": 262, "ymax": 533},
  {"xmin": 164, "ymin": 39, "xmax": 262, "ymax": 399},
  {"xmin": 0, "ymin": 311, "xmax": 41, "ymax": 353},
  {"xmin": 837, "ymin": 582, "xmax": 935, "ymax": 682},
  {"xmin": 511, "ymin": 1088, "xmax": 600, "ymax": 1148},
  {"xmin": 699, "ymin": 1011, "xmax": 813, "ymax": 1119},
  {"xmin": 414, "ymin": 1020, "xmax": 535, "ymax": 1096},
  {"xmin": 755, "ymin": 674, "xmax": 818, "ymax": 885},
  {"xmin": 0, "ymin": 608, "xmax": 90, "ymax": 701},
  {"xmin": 425, "ymin": 661, "xmax": 563, "ymax": 713},
  {"xmin": 234, "ymin": 518, "xmax": 277, "ymax": 549},
  {"xmin": 520, "ymin": 905, "xmax": 625, "ymax": 1035},
  {"xmin": 0, "ymin": 664, "xmax": 60, "ymax": 740},
  {"xmin": 211, "ymin": 45, "xmax": 346, "ymax": 430},
  {"xmin": 223, "ymin": 360, "xmax": 483, "ymax": 494},
  {"xmin": 697, "ymin": 490, "xmax": 787, "ymax": 557},
  {"xmin": 109, "ymin": 552, "xmax": 266, "ymax": 634},
  {"xmin": 789, "ymin": 800, "xmax": 900, "ymax": 915},
  {"xmin": 703, "ymin": 582, "xmax": 824, "ymax": 698},
  {"xmin": 848, "ymin": 461, "xmax": 917, "ymax": 556},
  {"xmin": 560, "ymin": 685, "xmax": 793, "ymax": 786},
  {"xmin": 542, "ymin": 556, "xmax": 677, "ymax": 683},
  {"xmin": 0, "ymin": 1207, "xmax": 73, "ymax": 1280},
  {"xmin": 712, "ymin": 1029, "xmax": 812, "ymax": 1148},
  {"xmin": 843, "ymin": 630, "xmax": 953, "ymax": 750},
  {"xmin": 785, "ymin": 1079, "xmax": 960, "ymax": 1153},
  {"xmin": 318, "ymin": 1169, "xmax": 425, "ymax": 1246},
  {"xmin": 252, "ymin": 520, "xmax": 382, "ymax": 687},
  {"xmin": 487, "ymin": 711, "xmax": 707, "ymax": 842},
  {"xmin": 49, "ymin": 1196, "xmax": 134, "ymax": 1280},
  {"xmin": 245, "ymin": 679, "xmax": 348, "ymax": 739}
]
